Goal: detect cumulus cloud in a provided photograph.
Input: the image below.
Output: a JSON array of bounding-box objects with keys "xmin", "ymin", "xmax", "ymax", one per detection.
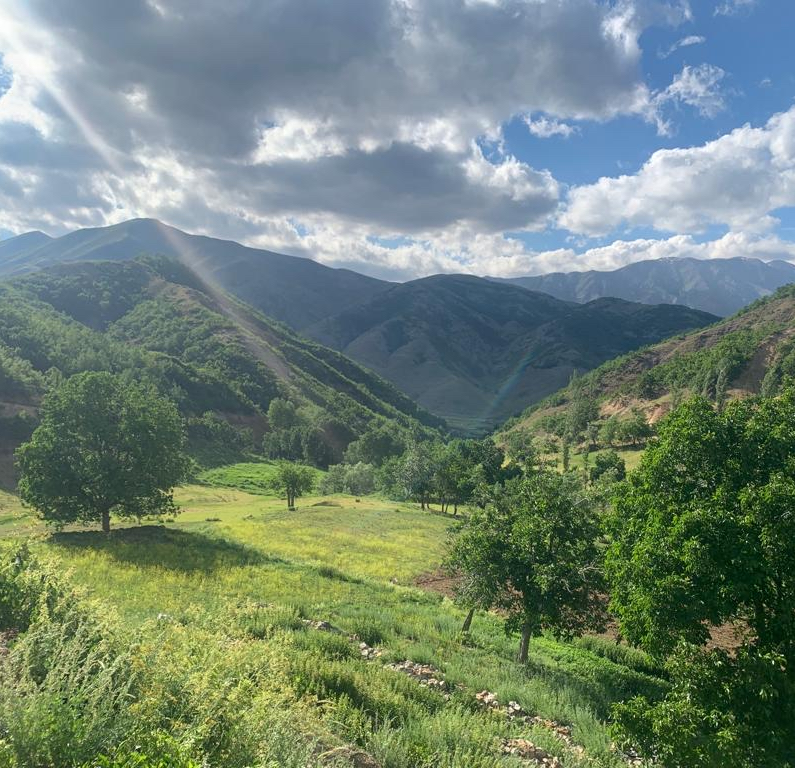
[
  {"xmin": 524, "ymin": 115, "xmax": 579, "ymax": 139},
  {"xmin": 1, "ymin": 0, "xmax": 789, "ymax": 282},
  {"xmin": 560, "ymin": 105, "xmax": 795, "ymax": 237},
  {"xmin": 0, "ymin": 0, "xmax": 687, "ymax": 242}
]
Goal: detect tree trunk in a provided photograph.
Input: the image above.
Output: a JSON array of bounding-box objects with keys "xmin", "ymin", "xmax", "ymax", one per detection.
[
  {"xmin": 101, "ymin": 509, "xmax": 111, "ymax": 534},
  {"xmin": 517, "ymin": 623, "xmax": 532, "ymax": 663},
  {"xmin": 461, "ymin": 607, "xmax": 475, "ymax": 633}
]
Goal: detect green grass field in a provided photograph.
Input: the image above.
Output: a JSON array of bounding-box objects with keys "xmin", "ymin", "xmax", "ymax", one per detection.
[{"xmin": 1, "ymin": 463, "xmax": 665, "ymax": 767}]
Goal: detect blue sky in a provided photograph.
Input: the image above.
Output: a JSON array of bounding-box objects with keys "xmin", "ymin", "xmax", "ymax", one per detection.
[{"xmin": 0, "ymin": 0, "xmax": 793, "ymax": 279}]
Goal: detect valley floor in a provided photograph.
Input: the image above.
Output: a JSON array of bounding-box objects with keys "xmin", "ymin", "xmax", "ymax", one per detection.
[{"xmin": 0, "ymin": 468, "xmax": 665, "ymax": 768}]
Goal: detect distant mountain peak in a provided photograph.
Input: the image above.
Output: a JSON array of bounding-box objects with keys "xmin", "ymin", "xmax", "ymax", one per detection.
[{"xmin": 496, "ymin": 256, "xmax": 795, "ymax": 317}]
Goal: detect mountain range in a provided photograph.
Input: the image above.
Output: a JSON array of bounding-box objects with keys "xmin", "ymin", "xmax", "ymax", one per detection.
[
  {"xmin": 308, "ymin": 274, "xmax": 715, "ymax": 432},
  {"xmin": 0, "ymin": 256, "xmax": 439, "ymax": 486},
  {"xmin": 497, "ymin": 256, "xmax": 795, "ymax": 317},
  {"xmin": 3, "ymin": 219, "xmax": 794, "ymax": 431}
]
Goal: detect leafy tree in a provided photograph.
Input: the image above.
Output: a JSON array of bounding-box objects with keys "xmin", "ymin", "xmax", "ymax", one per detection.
[
  {"xmin": 342, "ymin": 462, "xmax": 376, "ymax": 496},
  {"xmin": 448, "ymin": 468, "xmax": 605, "ymax": 661},
  {"xmin": 589, "ymin": 450, "xmax": 626, "ymax": 484},
  {"xmin": 17, "ymin": 372, "xmax": 189, "ymax": 533},
  {"xmin": 397, "ymin": 441, "xmax": 437, "ymax": 509},
  {"xmin": 615, "ymin": 408, "xmax": 652, "ymax": 447},
  {"xmin": 504, "ymin": 429, "xmax": 536, "ymax": 468},
  {"xmin": 343, "ymin": 420, "xmax": 406, "ymax": 466},
  {"xmin": 266, "ymin": 398, "xmax": 300, "ymax": 430},
  {"xmin": 270, "ymin": 461, "xmax": 315, "ymax": 508},
  {"xmin": 607, "ymin": 387, "xmax": 795, "ymax": 763},
  {"xmin": 599, "ymin": 416, "xmax": 619, "ymax": 447}
]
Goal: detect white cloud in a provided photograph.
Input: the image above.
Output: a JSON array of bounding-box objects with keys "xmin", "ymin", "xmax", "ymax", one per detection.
[
  {"xmin": 524, "ymin": 115, "xmax": 578, "ymax": 138},
  {"xmin": 658, "ymin": 34, "xmax": 706, "ymax": 58},
  {"xmin": 661, "ymin": 63, "xmax": 726, "ymax": 117},
  {"xmin": 0, "ymin": 0, "xmax": 688, "ymax": 241},
  {"xmin": 714, "ymin": 0, "xmax": 756, "ymax": 17},
  {"xmin": 560, "ymin": 105, "xmax": 795, "ymax": 237}
]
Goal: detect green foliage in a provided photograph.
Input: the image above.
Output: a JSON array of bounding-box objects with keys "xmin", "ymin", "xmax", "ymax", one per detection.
[
  {"xmin": 607, "ymin": 386, "xmax": 795, "ymax": 764},
  {"xmin": 319, "ymin": 462, "xmax": 376, "ymax": 496},
  {"xmin": 343, "ymin": 419, "xmax": 407, "ymax": 466},
  {"xmin": 607, "ymin": 387, "xmax": 795, "ymax": 657},
  {"xmin": 448, "ymin": 468, "xmax": 606, "ymax": 660},
  {"xmin": 589, "ymin": 450, "xmax": 626, "ymax": 483},
  {"xmin": 186, "ymin": 412, "xmax": 254, "ymax": 467},
  {"xmin": 612, "ymin": 644, "xmax": 795, "ymax": 767},
  {"xmin": 267, "ymin": 397, "xmax": 299, "ymax": 430},
  {"xmin": 17, "ymin": 372, "xmax": 190, "ymax": 532},
  {"xmin": 270, "ymin": 461, "xmax": 316, "ymax": 508}
]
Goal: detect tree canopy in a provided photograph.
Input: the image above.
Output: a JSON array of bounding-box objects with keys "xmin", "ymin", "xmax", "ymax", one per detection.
[
  {"xmin": 270, "ymin": 461, "xmax": 315, "ymax": 508},
  {"xmin": 448, "ymin": 468, "xmax": 605, "ymax": 661},
  {"xmin": 17, "ymin": 372, "xmax": 190, "ymax": 532}
]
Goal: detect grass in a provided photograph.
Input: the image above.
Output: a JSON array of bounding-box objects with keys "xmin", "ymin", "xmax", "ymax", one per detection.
[
  {"xmin": 1, "ymin": 461, "xmax": 666, "ymax": 767},
  {"xmin": 197, "ymin": 460, "xmax": 324, "ymax": 497},
  {"xmin": 543, "ymin": 446, "xmax": 646, "ymax": 475}
]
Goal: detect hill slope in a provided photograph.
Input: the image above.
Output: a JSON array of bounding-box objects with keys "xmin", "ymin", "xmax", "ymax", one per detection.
[
  {"xmin": 0, "ymin": 231, "xmax": 53, "ymax": 264},
  {"xmin": 498, "ymin": 256, "xmax": 795, "ymax": 317},
  {"xmin": 309, "ymin": 274, "xmax": 717, "ymax": 433},
  {"xmin": 500, "ymin": 283, "xmax": 795, "ymax": 442},
  {"xmin": 0, "ymin": 256, "xmax": 440, "ymax": 484},
  {"xmin": 0, "ymin": 219, "xmax": 391, "ymax": 330}
]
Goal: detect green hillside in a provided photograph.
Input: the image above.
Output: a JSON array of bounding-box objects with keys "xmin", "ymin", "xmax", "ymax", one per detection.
[
  {"xmin": 498, "ymin": 282, "xmax": 795, "ymax": 448},
  {"xmin": 310, "ymin": 274, "xmax": 717, "ymax": 434},
  {"xmin": 0, "ymin": 256, "xmax": 440, "ymax": 485},
  {"xmin": 0, "ymin": 219, "xmax": 391, "ymax": 331}
]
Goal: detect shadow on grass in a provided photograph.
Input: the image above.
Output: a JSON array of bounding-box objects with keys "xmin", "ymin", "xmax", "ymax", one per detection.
[
  {"xmin": 51, "ymin": 525, "xmax": 284, "ymax": 573},
  {"xmin": 522, "ymin": 654, "xmax": 668, "ymax": 721}
]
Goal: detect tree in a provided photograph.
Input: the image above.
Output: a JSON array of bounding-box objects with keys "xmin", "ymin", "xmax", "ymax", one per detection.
[
  {"xmin": 606, "ymin": 388, "xmax": 795, "ymax": 763},
  {"xmin": 448, "ymin": 468, "xmax": 604, "ymax": 661},
  {"xmin": 270, "ymin": 461, "xmax": 315, "ymax": 508},
  {"xmin": 397, "ymin": 441, "xmax": 436, "ymax": 509},
  {"xmin": 17, "ymin": 372, "xmax": 189, "ymax": 533},
  {"xmin": 615, "ymin": 408, "xmax": 652, "ymax": 447},
  {"xmin": 342, "ymin": 462, "xmax": 376, "ymax": 496},
  {"xmin": 589, "ymin": 450, "xmax": 625, "ymax": 484},
  {"xmin": 343, "ymin": 420, "xmax": 406, "ymax": 466},
  {"xmin": 266, "ymin": 398, "xmax": 300, "ymax": 430}
]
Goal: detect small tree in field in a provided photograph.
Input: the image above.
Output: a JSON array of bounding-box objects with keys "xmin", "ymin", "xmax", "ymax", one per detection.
[
  {"xmin": 448, "ymin": 468, "xmax": 605, "ymax": 661},
  {"xmin": 270, "ymin": 462, "xmax": 315, "ymax": 508},
  {"xmin": 16, "ymin": 372, "xmax": 189, "ymax": 533}
]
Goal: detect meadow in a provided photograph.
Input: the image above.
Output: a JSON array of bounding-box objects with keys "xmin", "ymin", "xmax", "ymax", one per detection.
[{"xmin": 1, "ymin": 463, "xmax": 665, "ymax": 768}]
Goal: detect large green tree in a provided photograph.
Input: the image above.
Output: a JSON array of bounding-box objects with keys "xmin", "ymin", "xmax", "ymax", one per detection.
[
  {"xmin": 448, "ymin": 468, "xmax": 604, "ymax": 661},
  {"xmin": 606, "ymin": 387, "xmax": 795, "ymax": 765},
  {"xmin": 17, "ymin": 372, "xmax": 189, "ymax": 533}
]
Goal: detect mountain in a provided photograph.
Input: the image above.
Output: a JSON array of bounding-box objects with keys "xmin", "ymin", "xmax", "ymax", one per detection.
[
  {"xmin": 0, "ymin": 219, "xmax": 391, "ymax": 330},
  {"xmin": 0, "ymin": 231, "xmax": 53, "ymax": 263},
  {"xmin": 308, "ymin": 274, "xmax": 717, "ymax": 434},
  {"xmin": 0, "ymin": 255, "xmax": 440, "ymax": 486},
  {"xmin": 497, "ymin": 256, "xmax": 795, "ymax": 317},
  {"xmin": 499, "ymin": 283, "xmax": 795, "ymax": 442}
]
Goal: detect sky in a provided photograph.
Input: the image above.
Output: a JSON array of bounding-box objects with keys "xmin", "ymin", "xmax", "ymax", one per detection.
[{"xmin": 0, "ymin": 0, "xmax": 793, "ymax": 280}]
